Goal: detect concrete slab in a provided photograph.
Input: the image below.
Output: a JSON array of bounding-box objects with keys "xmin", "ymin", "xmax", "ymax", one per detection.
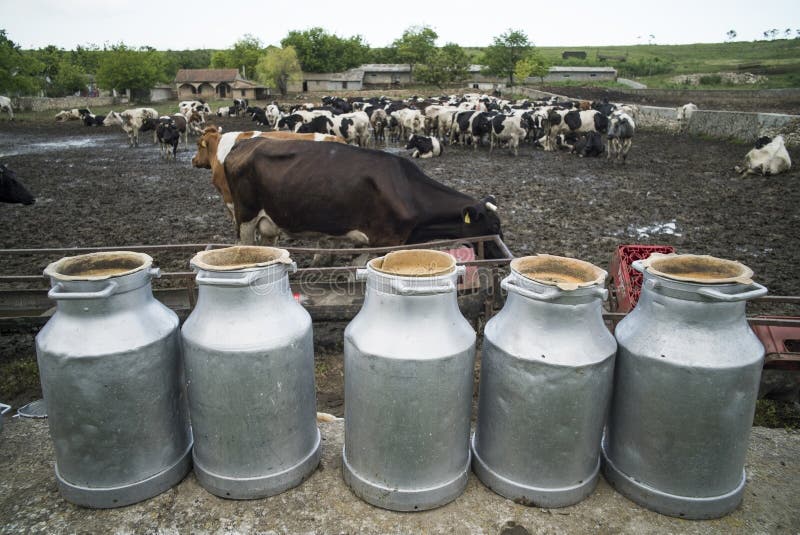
[{"xmin": 1, "ymin": 419, "xmax": 798, "ymax": 534}]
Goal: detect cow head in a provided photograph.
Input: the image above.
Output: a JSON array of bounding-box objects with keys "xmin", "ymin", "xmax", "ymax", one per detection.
[
  {"xmin": 192, "ymin": 127, "xmax": 222, "ymax": 169},
  {"xmin": 754, "ymin": 136, "xmax": 772, "ymax": 149},
  {"xmin": 0, "ymin": 164, "xmax": 35, "ymax": 205},
  {"xmin": 103, "ymin": 111, "xmax": 122, "ymax": 126},
  {"xmin": 461, "ymin": 196, "xmax": 503, "ymax": 258}
]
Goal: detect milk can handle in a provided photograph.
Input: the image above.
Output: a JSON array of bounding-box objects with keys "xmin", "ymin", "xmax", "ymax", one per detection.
[
  {"xmin": 501, "ymin": 276, "xmax": 561, "ymax": 301},
  {"xmin": 0, "ymin": 403, "xmax": 10, "ymax": 415},
  {"xmin": 48, "ymin": 280, "xmax": 118, "ymax": 300},
  {"xmin": 397, "ymin": 280, "xmax": 456, "ymax": 295},
  {"xmin": 195, "ymin": 271, "xmax": 253, "ymax": 287},
  {"xmin": 631, "ymin": 260, "xmax": 646, "ymax": 273},
  {"xmin": 501, "ymin": 276, "xmax": 608, "ymax": 301},
  {"xmin": 696, "ymin": 282, "xmax": 768, "ymax": 302}
]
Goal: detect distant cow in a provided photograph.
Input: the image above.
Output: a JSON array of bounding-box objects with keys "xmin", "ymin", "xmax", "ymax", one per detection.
[
  {"xmin": 217, "ymin": 106, "xmax": 232, "ymax": 117},
  {"xmin": 327, "ymin": 111, "xmax": 370, "ymax": 147},
  {"xmin": 0, "ymin": 96, "xmax": 14, "ymax": 120},
  {"xmin": 406, "ymin": 134, "xmax": 442, "ymax": 158},
  {"xmin": 82, "ymin": 113, "xmax": 106, "ymax": 126},
  {"xmin": 734, "ymin": 135, "xmax": 792, "ymax": 177},
  {"xmin": 0, "ymin": 164, "xmax": 34, "ymax": 205},
  {"xmin": 676, "ymin": 103, "xmax": 698, "ymax": 123},
  {"xmin": 607, "ymin": 111, "xmax": 636, "ymax": 162},
  {"xmin": 545, "ymin": 109, "xmax": 608, "ymax": 151},
  {"xmin": 157, "ymin": 122, "xmax": 181, "ymax": 160},
  {"xmin": 573, "ymin": 131, "xmax": 605, "ymax": 158},
  {"xmin": 489, "ymin": 113, "xmax": 530, "ymax": 156},
  {"xmin": 56, "ymin": 109, "xmax": 81, "ymax": 121},
  {"xmin": 296, "ymin": 115, "xmax": 333, "ymax": 135}
]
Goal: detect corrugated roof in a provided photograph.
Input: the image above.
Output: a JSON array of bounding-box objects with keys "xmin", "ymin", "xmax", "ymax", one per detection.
[
  {"xmin": 359, "ymin": 64, "xmax": 412, "ymax": 73},
  {"xmin": 174, "ymin": 69, "xmax": 241, "ymax": 83},
  {"xmin": 549, "ymin": 66, "xmax": 617, "ymax": 73}
]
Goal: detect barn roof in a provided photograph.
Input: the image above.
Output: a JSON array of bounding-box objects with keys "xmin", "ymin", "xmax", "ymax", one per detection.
[
  {"xmin": 359, "ymin": 64, "xmax": 412, "ymax": 73},
  {"xmin": 549, "ymin": 66, "xmax": 617, "ymax": 73},
  {"xmin": 174, "ymin": 69, "xmax": 242, "ymax": 83}
]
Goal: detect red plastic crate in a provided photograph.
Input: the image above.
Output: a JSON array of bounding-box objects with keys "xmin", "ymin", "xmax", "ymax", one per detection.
[
  {"xmin": 751, "ymin": 318, "xmax": 800, "ymax": 370},
  {"xmin": 608, "ymin": 244, "xmax": 676, "ymax": 312}
]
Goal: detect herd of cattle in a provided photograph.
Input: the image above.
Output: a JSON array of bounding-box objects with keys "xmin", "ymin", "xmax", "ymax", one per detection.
[{"xmin": 0, "ymin": 93, "xmax": 793, "ymax": 256}]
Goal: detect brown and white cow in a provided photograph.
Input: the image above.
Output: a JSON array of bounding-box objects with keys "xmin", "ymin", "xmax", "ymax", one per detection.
[{"xmin": 191, "ymin": 127, "xmax": 345, "ymax": 219}]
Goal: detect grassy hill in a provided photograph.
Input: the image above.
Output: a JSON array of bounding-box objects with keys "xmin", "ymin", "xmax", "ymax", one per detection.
[{"xmin": 468, "ymin": 39, "xmax": 800, "ymax": 89}]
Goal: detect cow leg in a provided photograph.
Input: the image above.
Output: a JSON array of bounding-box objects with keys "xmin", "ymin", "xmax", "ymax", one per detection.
[{"xmin": 622, "ymin": 139, "xmax": 632, "ymax": 162}]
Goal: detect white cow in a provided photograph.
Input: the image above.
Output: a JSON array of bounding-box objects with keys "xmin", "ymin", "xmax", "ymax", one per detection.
[
  {"xmin": 734, "ymin": 136, "xmax": 792, "ymax": 177},
  {"xmin": 0, "ymin": 96, "xmax": 14, "ymax": 120},
  {"xmin": 55, "ymin": 109, "xmax": 81, "ymax": 121},
  {"xmin": 112, "ymin": 108, "xmax": 160, "ymax": 147},
  {"xmin": 265, "ymin": 104, "xmax": 282, "ymax": 130},
  {"xmin": 391, "ymin": 108, "xmax": 424, "ymax": 141},
  {"xmin": 676, "ymin": 103, "xmax": 698, "ymax": 123}
]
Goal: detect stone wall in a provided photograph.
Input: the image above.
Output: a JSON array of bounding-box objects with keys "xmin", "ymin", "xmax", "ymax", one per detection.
[{"xmin": 13, "ymin": 96, "xmax": 128, "ymax": 112}]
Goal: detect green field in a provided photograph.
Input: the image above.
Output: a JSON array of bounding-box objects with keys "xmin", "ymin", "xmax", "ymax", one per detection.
[{"xmin": 469, "ymin": 39, "xmax": 800, "ymax": 89}]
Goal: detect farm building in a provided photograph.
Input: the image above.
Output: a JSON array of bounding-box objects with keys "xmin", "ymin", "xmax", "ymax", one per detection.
[
  {"xmin": 360, "ymin": 64, "xmax": 413, "ymax": 87},
  {"xmin": 539, "ymin": 66, "xmax": 617, "ymax": 82},
  {"xmin": 149, "ymin": 84, "xmax": 175, "ymax": 102},
  {"xmin": 303, "ymin": 69, "xmax": 365, "ymax": 92},
  {"xmin": 465, "ymin": 65, "xmax": 505, "ymax": 91},
  {"xmin": 173, "ymin": 69, "xmax": 269, "ymax": 100}
]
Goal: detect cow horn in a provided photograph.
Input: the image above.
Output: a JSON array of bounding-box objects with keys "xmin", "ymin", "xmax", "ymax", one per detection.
[{"xmin": 486, "ymin": 202, "xmax": 497, "ymax": 212}]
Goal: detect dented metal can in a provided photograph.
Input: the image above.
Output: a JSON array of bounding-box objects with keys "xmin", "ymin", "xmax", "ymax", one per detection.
[
  {"xmin": 343, "ymin": 250, "xmax": 476, "ymax": 511},
  {"xmin": 602, "ymin": 253, "xmax": 768, "ymax": 519},
  {"xmin": 472, "ymin": 255, "xmax": 617, "ymax": 507},
  {"xmin": 181, "ymin": 246, "xmax": 320, "ymax": 499},
  {"xmin": 35, "ymin": 252, "xmax": 192, "ymax": 508}
]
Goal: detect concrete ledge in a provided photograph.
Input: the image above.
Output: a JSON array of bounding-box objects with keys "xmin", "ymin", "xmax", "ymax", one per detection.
[{"xmin": 1, "ymin": 419, "xmax": 797, "ymax": 534}]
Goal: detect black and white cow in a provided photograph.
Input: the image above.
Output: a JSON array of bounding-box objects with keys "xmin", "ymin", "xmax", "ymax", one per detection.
[
  {"xmin": 406, "ymin": 134, "xmax": 442, "ymax": 158},
  {"xmin": 489, "ymin": 113, "xmax": 530, "ymax": 156},
  {"xmin": 157, "ymin": 122, "xmax": 181, "ymax": 160},
  {"xmin": 328, "ymin": 112, "xmax": 370, "ymax": 146},
  {"xmin": 734, "ymin": 135, "xmax": 792, "ymax": 177},
  {"xmin": 297, "ymin": 115, "xmax": 333, "ymax": 135},
  {"xmin": 0, "ymin": 164, "xmax": 34, "ymax": 204},
  {"xmin": 573, "ymin": 131, "xmax": 605, "ymax": 158},
  {"xmin": 607, "ymin": 111, "xmax": 636, "ymax": 162},
  {"xmin": 545, "ymin": 109, "xmax": 608, "ymax": 151},
  {"xmin": 82, "ymin": 113, "xmax": 106, "ymax": 126}
]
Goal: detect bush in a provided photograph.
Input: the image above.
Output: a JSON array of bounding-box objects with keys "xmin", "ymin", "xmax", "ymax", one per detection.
[
  {"xmin": 699, "ymin": 74, "xmax": 723, "ymax": 85},
  {"xmin": 618, "ymin": 57, "xmax": 675, "ymax": 77}
]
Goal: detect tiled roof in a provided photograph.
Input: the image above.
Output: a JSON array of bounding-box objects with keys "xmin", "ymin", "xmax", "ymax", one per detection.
[{"xmin": 174, "ymin": 69, "xmax": 241, "ymax": 83}]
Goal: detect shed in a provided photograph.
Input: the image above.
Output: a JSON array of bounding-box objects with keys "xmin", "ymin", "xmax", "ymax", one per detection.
[
  {"xmin": 302, "ymin": 69, "xmax": 365, "ymax": 92},
  {"xmin": 360, "ymin": 64, "xmax": 412, "ymax": 87},
  {"xmin": 174, "ymin": 69, "xmax": 268, "ymax": 100}
]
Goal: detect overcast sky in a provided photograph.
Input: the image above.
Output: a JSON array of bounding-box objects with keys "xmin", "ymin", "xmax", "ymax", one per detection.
[{"xmin": 3, "ymin": 0, "xmax": 799, "ymax": 50}]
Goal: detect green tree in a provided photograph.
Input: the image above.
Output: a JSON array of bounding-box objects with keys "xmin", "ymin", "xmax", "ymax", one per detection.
[
  {"xmin": 161, "ymin": 49, "xmax": 213, "ymax": 78},
  {"xmin": 211, "ymin": 34, "xmax": 264, "ymax": 78},
  {"xmin": 254, "ymin": 46, "xmax": 302, "ymax": 96},
  {"xmin": 370, "ymin": 47, "xmax": 399, "ymax": 64},
  {"xmin": 0, "ymin": 30, "xmax": 43, "ymax": 95},
  {"xmin": 281, "ymin": 27, "xmax": 369, "ymax": 72},
  {"xmin": 96, "ymin": 44, "xmax": 164, "ymax": 94},
  {"xmin": 514, "ymin": 51, "xmax": 550, "ymax": 84},
  {"xmin": 415, "ymin": 43, "xmax": 470, "ymax": 88},
  {"xmin": 479, "ymin": 29, "xmax": 532, "ymax": 86},
  {"xmin": 70, "ymin": 44, "xmax": 103, "ymax": 73},
  {"xmin": 50, "ymin": 61, "xmax": 88, "ymax": 96},
  {"xmin": 392, "ymin": 25, "xmax": 438, "ymax": 78}
]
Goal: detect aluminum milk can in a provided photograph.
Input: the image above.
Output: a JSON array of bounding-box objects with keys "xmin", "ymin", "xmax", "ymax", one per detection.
[
  {"xmin": 181, "ymin": 246, "xmax": 320, "ymax": 499},
  {"xmin": 472, "ymin": 255, "xmax": 617, "ymax": 507},
  {"xmin": 602, "ymin": 253, "xmax": 768, "ymax": 519},
  {"xmin": 343, "ymin": 250, "xmax": 475, "ymax": 511},
  {"xmin": 35, "ymin": 252, "xmax": 192, "ymax": 508}
]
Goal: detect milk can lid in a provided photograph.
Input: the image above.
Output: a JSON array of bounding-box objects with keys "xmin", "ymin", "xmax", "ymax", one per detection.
[
  {"xmin": 190, "ymin": 245, "xmax": 292, "ymax": 271},
  {"xmin": 43, "ymin": 251, "xmax": 153, "ymax": 281},
  {"xmin": 510, "ymin": 254, "xmax": 607, "ymax": 291},
  {"xmin": 639, "ymin": 253, "xmax": 754, "ymax": 284},
  {"xmin": 370, "ymin": 249, "xmax": 457, "ymax": 277}
]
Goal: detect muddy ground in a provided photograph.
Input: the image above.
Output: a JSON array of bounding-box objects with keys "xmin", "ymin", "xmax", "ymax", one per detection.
[{"xmin": 1, "ymin": 109, "xmax": 799, "ymax": 416}]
